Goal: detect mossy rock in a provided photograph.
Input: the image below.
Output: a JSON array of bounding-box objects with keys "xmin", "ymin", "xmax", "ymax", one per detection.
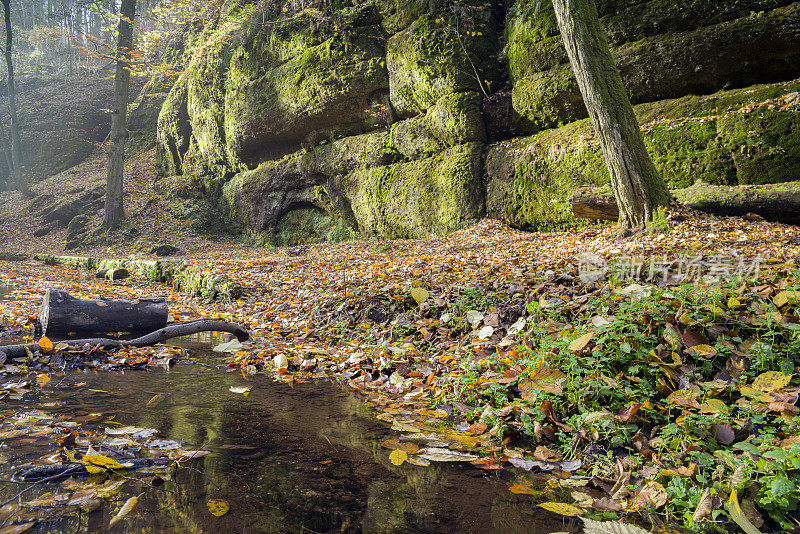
[
  {"xmin": 504, "ymin": 0, "xmax": 795, "ymax": 81},
  {"xmin": 510, "ymin": 2, "xmax": 800, "ymax": 134},
  {"xmin": 156, "ymin": 72, "xmax": 191, "ymax": 176},
  {"xmin": 154, "ymin": 174, "xmax": 226, "ymax": 234},
  {"xmin": 341, "ymin": 141, "xmax": 485, "ymax": 238},
  {"xmin": 311, "ymin": 130, "xmax": 402, "ymax": 176},
  {"xmin": 488, "ymin": 81, "xmax": 800, "ymax": 230},
  {"xmin": 270, "ymin": 206, "xmax": 356, "ymax": 246},
  {"xmin": 391, "ymin": 91, "xmax": 486, "ymax": 159},
  {"xmin": 224, "ymin": 32, "xmax": 390, "ymax": 164},
  {"xmin": 386, "ymin": 8, "xmax": 499, "ymax": 118}
]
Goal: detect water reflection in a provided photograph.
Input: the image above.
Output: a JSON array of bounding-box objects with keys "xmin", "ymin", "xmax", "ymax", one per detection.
[{"xmin": 1, "ymin": 328, "xmax": 575, "ymax": 533}]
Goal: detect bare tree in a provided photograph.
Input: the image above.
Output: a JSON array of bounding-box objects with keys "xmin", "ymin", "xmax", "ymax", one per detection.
[
  {"xmin": 1, "ymin": 0, "xmax": 29, "ymax": 195},
  {"xmin": 103, "ymin": 0, "xmax": 136, "ymax": 228},
  {"xmin": 551, "ymin": 0, "xmax": 669, "ymax": 231}
]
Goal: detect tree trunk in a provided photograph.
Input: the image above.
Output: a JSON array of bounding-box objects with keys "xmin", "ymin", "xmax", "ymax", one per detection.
[
  {"xmin": 39, "ymin": 289, "xmax": 167, "ymax": 336},
  {"xmin": 572, "ymin": 182, "xmax": 800, "ymax": 225},
  {"xmin": 103, "ymin": 0, "xmax": 136, "ymax": 228},
  {"xmin": 1, "ymin": 0, "xmax": 28, "ymax": 196},
  {"xmin": 551, "ymin": 0, "xmax": 669, "ymax": 231}
]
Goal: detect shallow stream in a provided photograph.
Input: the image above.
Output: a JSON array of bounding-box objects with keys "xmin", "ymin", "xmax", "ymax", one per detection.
[{"xmin": 0, "ymin": 285, "xmax": 574, "ymax": 533}]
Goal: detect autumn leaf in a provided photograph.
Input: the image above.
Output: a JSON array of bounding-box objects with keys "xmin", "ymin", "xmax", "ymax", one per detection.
[
  {"xmin": 38, "ymin": 335, "xmax": 53, "ymax": 353},
  {"xmin": 752, "ymin": 371, "xmax": 792, "ymax": 392},
  {"xmin": 109, "ymin": 495, "xmax": 137, "ymax": 527},
  {"xmin": 84, "ymin": 453, "xmax": 126, "ymax": 470},
  {"xmin": 36, "ymin": 373, "xmax": 51, "ymax": 387},
  {"xmin": 700, "ymin": 398, "xmax": 727, "ymax": 414},
  {"xmin": 508, "ymin": 484, "xmax": 537, "ymax": 495},
  {"xmin": 568, "ymin": 332, "xmax": 593, "ymax": 352},
  {"xmin": 389, "ymin": 449, "xmax": 407, "ymax": 465},
  {"xmin": 538, "ymin": 502, "xmax": 584, "ymax": 516},
  {"xmin": 229, "ymin": 386, "xmax": 251, "ymax": 396},
  {"xmin": 207, "ymin": 498, "xmax": 230, "ymax": 517},
  {"xmin": 773, "ymin": 290, "xmax": 800, "ymax": 308},
  {"xmin": 410, "ymin": 287, "xmax": 429, "ymax": 304},
  {"xmin": 727, "ymin": 490, "xmax": 763, "ymax": 534}
]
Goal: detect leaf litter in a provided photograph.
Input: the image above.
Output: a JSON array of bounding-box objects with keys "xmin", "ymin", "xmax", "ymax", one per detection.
[{"xmin": 1, "ymin": 212, "xmax": 800, "ymax": 531}]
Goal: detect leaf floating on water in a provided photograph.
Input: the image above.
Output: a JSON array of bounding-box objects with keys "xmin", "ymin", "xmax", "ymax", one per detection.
[
  {"xmin": 105, "ymin": 426, "xmax": 147, "ymax": 435},
  {"xmin": 109, "ymin": 495, "xmax": 137, "ymax": 527},
  {"xmin": 207, "ymin": 499, "xmax": 230, "ymax": 517},
  {"xmin": 229, "ymin": 386, "xmax": 251, "ymax": 396},
  {"xmin": 404, "ymin": 456, "xmax": 430, "ymax": 467},
  {"xmin": 419, "ymin": 447, "xmax": 478, "ymax": 462},
  {"xmin": 213, "ymin": 339, "xmax": 243, "ymax": 353},
  {"xmin": 389, "ymin": 449, "xmax": 407, "ymax": 466},
  {"xmin": 581, "ymin": 517, "xmax": 650, "ymax": 534},
  {"xmin": 508, "ymin": 484, "xmax": 537, "ymax": 495},
  {"xmin": 36, "ymin": 373, "xmax": 51, "ymax": 387},
  {"xmin": 537, "ymin": 502, "xmax": 584, "ymax": 516},
  {"xmin": 0, "ymin": 521, "xmax": 36, "ymax": 534},
  {"xmin": 146, "ymin": 393, "xmax": 167, "ymax": 408},
  {"xmin": 38, "ymin": 336, "xmax": 53, "ymax": 353}
]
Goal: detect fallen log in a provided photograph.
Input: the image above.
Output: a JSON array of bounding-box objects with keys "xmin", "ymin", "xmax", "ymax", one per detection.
[
  {"xmin": 572, "ymin": 181, "xmax": 800, "ymax": 225},
  {"xmin": 39, "ymin": 289, "xmax": 167, "ymax": 336},
  {"xmin": 0, "ymin": 319, "xmax": 249, "ymax": 359}
]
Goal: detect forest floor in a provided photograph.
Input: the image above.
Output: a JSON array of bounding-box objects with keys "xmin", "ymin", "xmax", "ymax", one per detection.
[{"xmin": 2, "ymin": 150, "xmax": 800, "ymax": 532}]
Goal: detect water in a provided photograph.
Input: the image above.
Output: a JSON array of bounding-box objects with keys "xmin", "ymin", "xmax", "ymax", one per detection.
[{"xmin": 0, "ymin": 287, "xmax": 573, "ymax": 533}]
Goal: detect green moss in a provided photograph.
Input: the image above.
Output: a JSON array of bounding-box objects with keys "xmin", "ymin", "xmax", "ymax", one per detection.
[
  {"xmin": 510, "ymin": 3, "xmax": 800, "ymax": 135},
  {"xmin": 344, "ymin": 142, "xmax": 485, "ymax": 238},
  {"xmin": 386, "ymin": 8, "xmax": 499, "ymax": 117},
  {"xmin": 66, "ymin": 215, "xmax": 89, "ymax": 241},
  {"xmin": 225, "ymin": 31, "xmax": 388, "ymax": 164},
  {"xmin": 270, "ymin": 207, "xmax": 356, "ymax": 246}
]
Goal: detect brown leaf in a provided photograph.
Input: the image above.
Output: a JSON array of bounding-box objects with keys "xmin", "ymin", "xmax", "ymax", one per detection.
[
  {"xmin": 617, "ymin": 403, "xmax": 642, "ymax": 422},
  {"xmin": 692, "ymin": 488, "xmax": 714, "ymax": 522}
]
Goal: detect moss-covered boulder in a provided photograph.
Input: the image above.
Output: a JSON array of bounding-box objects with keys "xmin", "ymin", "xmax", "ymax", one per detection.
[
  {"xmin": 487, "ymin": 81, "xmax": 800, "ymax": 230},
  {"xmin": 340, "ymin": 142, "xmax": 485, "ymax": 238},
  {"xmin": 386, "ymin": 8, "xmax": 498, "ymax": 118},
  {"xmin": 154, "ymin": 174, "xmax": 226, "ymax": 233},
  {"xmin": 156, "ymin": 72, "xmax": 191, "ymax": 176},
  {"xmin": 222, "ymin": 154, "xmax": 324, "ymax": 232},
  {"xmin": 391, "ymin": 91, "xmax": 486, "ymax": 159},
  {"xmin": 508, "ymin": 1, "xmax": 800, "ymax": 134},
  {"xmin": 224, "ymin": 16, "xmax": 390, "ymax": 164}
]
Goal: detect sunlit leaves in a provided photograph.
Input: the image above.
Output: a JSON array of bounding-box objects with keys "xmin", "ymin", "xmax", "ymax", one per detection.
[
  {"xmin": 38, "ymin": 336, "xmax": 53, "ymax": 353},
  {"xmin": 537, "ymin": 502, "xmax": 584, "ymax": 516},
  {"xmin": 109, "ymin": 495, "xmax": 137, "ymax": 527},
  {"xmin": 389, "ymin": 449, "xmax": 407, "ymax": 465},
  {"xmin": 752, "ymin": 371, "xmax": 792, "ymax": 392}
]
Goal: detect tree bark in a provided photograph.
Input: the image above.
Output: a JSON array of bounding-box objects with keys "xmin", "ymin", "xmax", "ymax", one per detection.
[
  {"xmin": 39, "ymin": 289, "xmax": 168, "ymax": 337},
  {"xmin": 1, "ymin": 0, "xmax": 28, "ymax": 196},
  {"xmin": 103, "ymin": 0, "xmax": 136, "ymax": 228},
  {"xmin": 572, "ymin": 182, "xmax": 800, "ymax": 225},
  {"xmin": 0, "ymin": 318, "xmax": 250, "ymax": 359},
  {"xmin": 551, "ymin": 0, "xmax": 669, "ymax": 231}
]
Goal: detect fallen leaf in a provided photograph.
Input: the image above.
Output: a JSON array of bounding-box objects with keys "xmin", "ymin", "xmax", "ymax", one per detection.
[
  {"xmin": 537, "ymin": 501, "xmax": 584, "ymax": 516},
  {"xmin": 569, "ymin": 332, "xmax": 593, "ymax": 352},
  {"xmin": 630, "ymin": 481, "xmax": 667, "ymax": 510},
  {"xmin": 508, "ymin": 484, "xmax": 537, "ymax": 495},
  {"xmin": 752, "ymin": 371, "xmax": 792, "ymax": 392},
  {"xmin": 727, "ymin": 490, "xmax": 763, "ymax": 534},
  {"xmin": 36, "ymin": 373, "xmax": 50, "ymax": 387},
  {"xmin": 410, "ymin": 287, "xmax": 429, "ymax": 304},
  {"xmin": 38, "ymin": 336, "xmax": 53, "ymax": 353},
  {"xmin": 109, "ymin": 495, "xmax": 137, "ymax": 527},
  {"xmin": 692, "ymin": 487, "xmax": 715, "ymax": 522},
  {"xmin": 229, "ymin": 386, "xmax": 251, "ymax": 396},
  {"xmin": 389, "ymin": 449, "xmax": 407, "ymax": 466},
  {"xmin": 207, "ymin": 498, "xmax": 229, "ymax": 517},
  {"xmin": 581, "ymin": 517, "xmax": 650, "ymax": 534}
]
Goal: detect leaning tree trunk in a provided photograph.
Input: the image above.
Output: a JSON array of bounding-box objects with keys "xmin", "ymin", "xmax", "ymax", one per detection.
[
  {"xmin": 551, "ymin": 0, "xmax": 669, "ymax": 231},
  {"xmin": 103, "ymin": 0, "xmax": 136, "ymax": 228},
  {"xmin": 1, "ymin": 0, "xmax": 27, "ymax": 196}
]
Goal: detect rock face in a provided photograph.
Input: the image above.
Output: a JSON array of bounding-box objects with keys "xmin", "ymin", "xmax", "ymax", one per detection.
[{"xmin": 156, "ymin": 0, "xmax": 800, "ymax": 238}]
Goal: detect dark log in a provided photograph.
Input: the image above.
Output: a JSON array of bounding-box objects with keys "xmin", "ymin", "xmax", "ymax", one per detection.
[
  {"xmin": 0, "ymin": 318, "xmax": 250, "ymax": 359},
  {"xmin": 572, "ymin": 181, "xmax": 800, "ymax": 225},
  {"xmin": 39, "ymin": 289, "xmax": 167, "ymax": 336}
]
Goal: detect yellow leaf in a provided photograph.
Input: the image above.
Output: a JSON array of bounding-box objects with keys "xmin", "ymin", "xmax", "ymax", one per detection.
[
  {"xmin": 389, "ymin": 449, "xmax": 408, "ymax": 466},
  {"xmin": 537, "ymin": 502, "xmax": 584, "ymax": 516},
  {"xmin": 728, "ymin": 297, "xmax": 741, "ymax": 309},
  {"xmin": 405, "ymin": 456, "xmax": 431, "ymax": 466},
  {"xmin": 700, "ymin": 399, "xmax": 727, "ymax": 414},
  {"xmin": 85, "ymin": 454, "xmax": 125, "ymax": 470},
  {"xmin": 773, "ymin": 290, "xmax": 800, "ymax": 308},
  {"xmin": 727, "ymin": 490, "xmax": 763, "ymax": 534},
  {"xmin": 509, "ymin": 484, "xmax": 537, "ymax": 495},
  {"xmin": 109, "ymin": 495, "xmax": 137, "ymax": 527},
  {"xmin": 740, "ymin": 386, "xmax": 775, "ymax": 403},
  {"xmin": 38, "ymin": 336, "xmax": 53, "ymax": 353},
  {"xmin": 692, "ymin": 344, "xmax": 717, "ymax": 357},
  {"xmin": 752, "ymin": 371, "xmax": 792, "ymax": 392},
  {"xmin": 568, "ymin": 332, "xmax": 593, "ymax": 352},
  {"xmin": 36, "ymin": 373, "xmax": 51, "ymax": 387},
  {"xmin": 410, "ymin": 287, "xmax": 429, "ymax": 304},
  {"xmin": 207, "ymin": 498, "xmax": 230, "ymax": 517}
]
